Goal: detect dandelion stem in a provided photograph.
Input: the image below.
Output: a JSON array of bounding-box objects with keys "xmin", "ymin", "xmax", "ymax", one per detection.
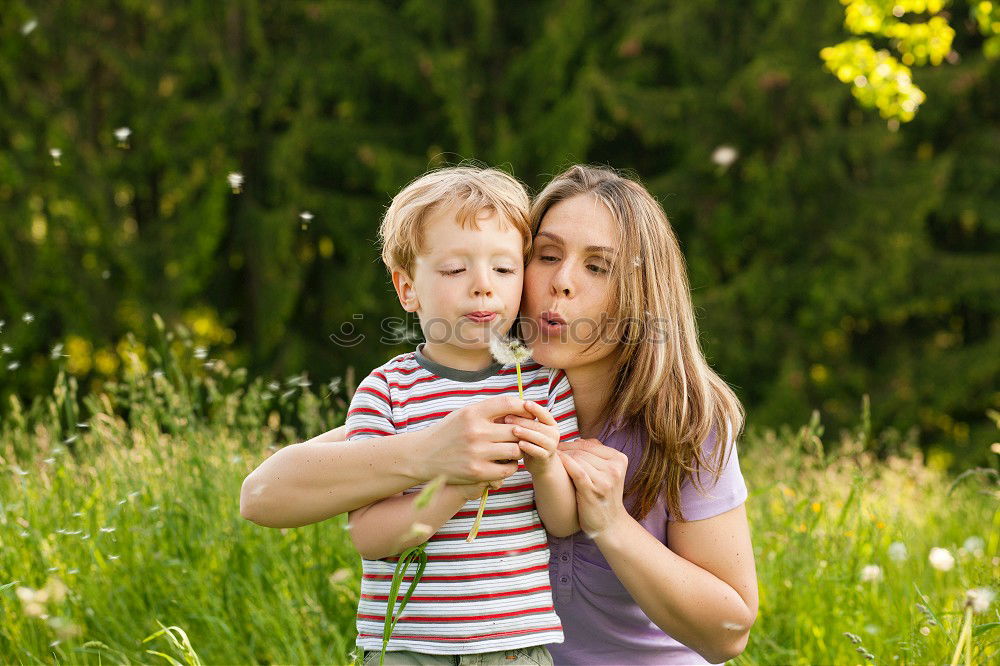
[
  {"xmin": 467, "ymin": 359, "xmax": 525, "ymax": 542},
  {"xmin": 949, "ymin": 604, "xmax": 972, "ymax": 666}
]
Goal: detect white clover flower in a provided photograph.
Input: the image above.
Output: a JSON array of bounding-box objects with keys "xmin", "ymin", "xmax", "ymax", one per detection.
[
  {"xmin": 489, "ymin": 335, "xmax": 532, "ymax": 366},
  {"xmin": 860, "ymin": 564, "xmax": 883, "ymax": 583},
  {"xmin": 928, "ymin": 547, "xmax": 955, "ymax": 571},
  {"xmin": 227, "ymin": 171, "xmax": 244, "ymax": 193},
  {"xmin": 888, "ymin": 541, "xmax": 908, "ymax": 562},
  {"xmin": 711, "ymin": 145, "xmax": 739, "ymax": 169},
  {"xmin": 967, "ymin": 587, "xmax": 996, "ymax": 613}
]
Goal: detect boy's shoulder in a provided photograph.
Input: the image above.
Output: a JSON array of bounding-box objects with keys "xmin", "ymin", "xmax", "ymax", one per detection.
[{"xmin": 363, "ymin": 351, "xmax": 421, "ymax": 381}]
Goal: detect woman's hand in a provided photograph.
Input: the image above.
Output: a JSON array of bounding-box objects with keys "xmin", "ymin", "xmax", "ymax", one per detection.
[
  {"xmin": 558, "ymin": 439, "xmax": 630, "ymax": 537},
  {"xmin": 503, "ymin": 401, "xmax": 562, "ymax": 478}
]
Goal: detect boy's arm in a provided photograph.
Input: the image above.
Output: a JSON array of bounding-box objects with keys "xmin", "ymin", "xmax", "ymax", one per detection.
[
  {"xmin": 530, "ymin": 453, "xmax": 580, "ymax": 537},
  {"xmin": 348, "ymin": 485, "xmax": 472, "ymax": 560},
  {"xmin": 534, "ymin": 369, "xmax": 582, "ymax": 536}
]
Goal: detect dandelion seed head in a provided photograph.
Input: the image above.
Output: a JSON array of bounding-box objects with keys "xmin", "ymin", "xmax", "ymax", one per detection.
[
  {"xmin": 928, "ymin": 547, "xmax": 955, "ymax": 571},
  {"xmin": 489, "ymin": 335, "xmax": 532, "ymax": 366},
  {"xmin": 962, "ymin": 536, "xmax": 985, "ymax": 553},
  {"xmin": 860, "ymin": 564, "xmax": 883, "ymax": 582},
  {"xmin": 967, "ymin": 587, "xmax": 995, "ymax": 613}
]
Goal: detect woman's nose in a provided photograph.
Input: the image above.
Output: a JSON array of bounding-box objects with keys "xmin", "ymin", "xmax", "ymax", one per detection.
[{"xmin": 552, "ymin": 267, "xmax": 573, "ymax": 297}]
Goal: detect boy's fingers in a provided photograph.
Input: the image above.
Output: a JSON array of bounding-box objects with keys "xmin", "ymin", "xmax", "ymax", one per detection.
[
  {"xmin": 523, "ymin": 401, "xmax": 557, "ymax": 426},
  {"xmin": 512, "ymin": 426, "xmax": 555, "ymax": 452},
  {"xmin": 518, "ymin": 441, "xmax": 548, "ymax": 459}
]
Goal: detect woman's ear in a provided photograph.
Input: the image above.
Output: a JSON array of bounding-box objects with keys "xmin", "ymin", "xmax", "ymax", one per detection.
[{"xmin": 392, "ymin": 269, "xmax": 420, "ymax": 313}]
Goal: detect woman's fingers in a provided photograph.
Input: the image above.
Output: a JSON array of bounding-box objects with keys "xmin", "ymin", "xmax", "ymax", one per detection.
[
  {"xmin": 560, "ymin": 438, "xmax": 625, "ymax": 463},
  {"xmin": 559, "ymin": 451, "xmax": 595, "ymax": 492}
]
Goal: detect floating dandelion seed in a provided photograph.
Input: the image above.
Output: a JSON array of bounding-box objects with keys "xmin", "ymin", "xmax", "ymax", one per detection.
[
  {"xmin": 22, "ymin": 312, "xmax": 34, "ymax": 323},
  {"xmin": 47, "ymin": 567, "xmax": 58, "ymax": 572},
  {"xmin": 64, "ymin": 435, "xmax": 77, "ymax": 444},
  {"xmin": 0, "ymin": 319, "xmax": 5, "ymax": 331},
  {"xmin": 114, "ymin": 126, "xmax": 131, "ymax": 148},
  {"xmin": 76, "ymin": 422, "xmax": 89, "ymax": 429},
  {"xmin": 193, "ymin": 346, "xmax": 208, "ymax": 360},
  {"xmin": 711, "ymin": 145, "xmax": 739, "ymax": 170},
  {"xmin": 967, "ymin": 587, "xmax": 995, "ymax": 613},
  {"xmin": 102, "ymin": 269, "xmax": 110, "ymax": 279},
  {"xmin": 50, "ymin": 343, "xmax": 66, "ymax": 359},
  {"xmin": 108, "ymin": 554, "xmax": 120, "ymax": 560},
  {"xmin": 72, "ymin": 512, "xmax": 82, "ymax": 517},
  {"xmin": 322, "ymin": 377, "xmax": 342, "ymax": 399},
  {"xmin": 928, "ymin": 547, "xmax": 955, "ymax": 571},
  {"xmin": 43, "ymin": 457, "xmax": 55, "ymax": 464},
  {"xmin": 21, "ymin": 18, "xmax": 38, "ymax": 35},
  {"xmin": 67, "ymin": 569, "xmax": 78, "ymax": 574},
  {"xmin": 267, "ymin": 380, "xmax": 281, "ymax": 392},
  {"xmin": 888, "ymin": 541, "xmax": 908, "ymax": 562},
  {"xmin": 149, "ymin": 505, "xmax": 160, "ymax": 512},
  {"xmin": 860, "ymin": 565, "xmax": 883, "ymax": 583},
  {"xmin": 49, "ymin": 148, "xmax": 62, "ymax": 166},
  {"xmin": 299, "ymin": 211, "xmax": 314, "ymax": 230},
  {"xmin": 99, "ymin": 527, "xmax": 115, "ymax": 533},
  {"xmin": 6, "ymin": 361, "xmax": 19, "ymax": 371},
  {"xmin": 227, "ymin": 171, "xmax": 244, "ymax": 193},
  {"xmin": 962, "ymin": 536, "xmax": 985, "ymax": 556},
  {"xmin": 1, "ymin": 344, "xmax": 11, "ymax": 354}
]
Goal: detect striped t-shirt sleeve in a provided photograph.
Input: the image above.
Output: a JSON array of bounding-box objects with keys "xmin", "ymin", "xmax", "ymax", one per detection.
[
  {"xmin": 546, "ymin": 369, "xmax": 579, "ymax": 442},
  {"xmin": 346, "ymin": 370, "xmax": 395, "ymax": 440}
]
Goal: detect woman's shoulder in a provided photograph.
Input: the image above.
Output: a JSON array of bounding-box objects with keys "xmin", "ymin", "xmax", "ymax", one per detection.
[{"xmin": 675, "ymin": 424, "xmax": 748, "ymax": 521}]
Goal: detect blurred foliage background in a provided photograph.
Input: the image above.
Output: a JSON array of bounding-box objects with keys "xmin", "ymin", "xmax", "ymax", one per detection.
[{"xmin": 1, "ymin": 0, "xmax": 997, "ymax": 467}]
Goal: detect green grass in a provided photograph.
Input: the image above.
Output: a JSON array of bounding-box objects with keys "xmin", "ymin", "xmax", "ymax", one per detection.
[{"xmin": 1, "ymin": 323, "xmax": 998, "ymax": 664}]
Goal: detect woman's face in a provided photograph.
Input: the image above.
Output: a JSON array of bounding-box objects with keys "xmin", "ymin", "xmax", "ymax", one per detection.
[{"xmin": 521, "ymin": 194, "xmax": 621, "ymax": 370}]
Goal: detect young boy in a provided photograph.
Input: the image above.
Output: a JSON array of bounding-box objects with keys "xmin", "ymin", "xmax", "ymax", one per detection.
[{"xmin": 346, "ymin": 167, "xmax": 580, "ymax": 665}]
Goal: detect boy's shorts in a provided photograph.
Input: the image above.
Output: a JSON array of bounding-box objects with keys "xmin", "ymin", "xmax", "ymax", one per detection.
[{"xmin": 361, "ymin": 645, "xmax": 553, "ymax": 665}]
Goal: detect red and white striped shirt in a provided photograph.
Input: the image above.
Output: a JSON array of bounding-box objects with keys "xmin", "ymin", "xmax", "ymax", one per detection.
[{"xmin": 346, "ymin": 344, "xmax": 579, "ymax": 654}]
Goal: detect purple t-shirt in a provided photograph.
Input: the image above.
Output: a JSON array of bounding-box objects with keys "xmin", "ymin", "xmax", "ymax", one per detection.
[{"xmin": 547, "ymin": 423, "xmax": 749, "ymax": 665}]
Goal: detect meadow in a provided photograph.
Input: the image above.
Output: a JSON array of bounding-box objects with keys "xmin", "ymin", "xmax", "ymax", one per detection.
[{"xmin": 2, "ymin": 321, "xmax": 998, "ymax": 665}]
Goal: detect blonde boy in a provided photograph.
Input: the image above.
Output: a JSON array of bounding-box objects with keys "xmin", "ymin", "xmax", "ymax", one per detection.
[{"xmin": 346, "ymin": 167, "xmax": 580, "ymax": 665}]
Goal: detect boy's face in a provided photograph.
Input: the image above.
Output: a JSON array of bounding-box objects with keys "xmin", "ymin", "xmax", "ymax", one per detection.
[{"xmin": 393, "ymin": 205, "xmax": 524, "ymax": 365}]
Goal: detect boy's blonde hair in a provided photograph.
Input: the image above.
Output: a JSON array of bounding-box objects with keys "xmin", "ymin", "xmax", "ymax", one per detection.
[{"xmin": 379, "ymin": 166, "xmax": 532, "ymax": 275}]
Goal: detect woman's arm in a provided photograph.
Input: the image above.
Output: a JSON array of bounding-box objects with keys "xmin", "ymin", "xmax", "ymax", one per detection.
[
  {"xmin": 595, "ymin": 505, "xmax": 757, "ymax": 664},
  {"xmin": 239, "ymin": 396, "xmax": 531, "ymax": 528},
  {"xmin": 560, "ymin": 440, "xmax": 758, "ymax": 664}
]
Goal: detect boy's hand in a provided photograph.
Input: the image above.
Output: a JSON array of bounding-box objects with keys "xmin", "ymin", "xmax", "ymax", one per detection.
[
  {"xmin": 449, "ymin": 479, "xmax": 504, "ymax": 502},
  {"xmin": 503, "ymin": 401, "xmax": 562, "ymax": 478}
]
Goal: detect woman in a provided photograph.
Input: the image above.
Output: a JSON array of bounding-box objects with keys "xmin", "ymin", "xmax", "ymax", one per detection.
[{"xmin": 241, "ymin": 165, "xmax": 758, "ymax": 664}]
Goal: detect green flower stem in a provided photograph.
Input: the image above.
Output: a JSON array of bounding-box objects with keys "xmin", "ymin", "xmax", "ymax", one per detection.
[{"xmin": 467, "ymin": 360, "xmax": 525, "ymax": 542}]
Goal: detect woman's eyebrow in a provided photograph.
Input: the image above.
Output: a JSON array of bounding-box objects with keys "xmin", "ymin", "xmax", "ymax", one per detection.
[{"xmin": 537, "ymin": 231, "xmax": 614, "ymax": 254}]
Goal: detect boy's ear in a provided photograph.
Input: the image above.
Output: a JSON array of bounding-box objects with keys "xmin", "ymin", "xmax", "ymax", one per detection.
[{"xmin": 391, "ymin": 268, "xmax": 420, "ymax": 313}]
